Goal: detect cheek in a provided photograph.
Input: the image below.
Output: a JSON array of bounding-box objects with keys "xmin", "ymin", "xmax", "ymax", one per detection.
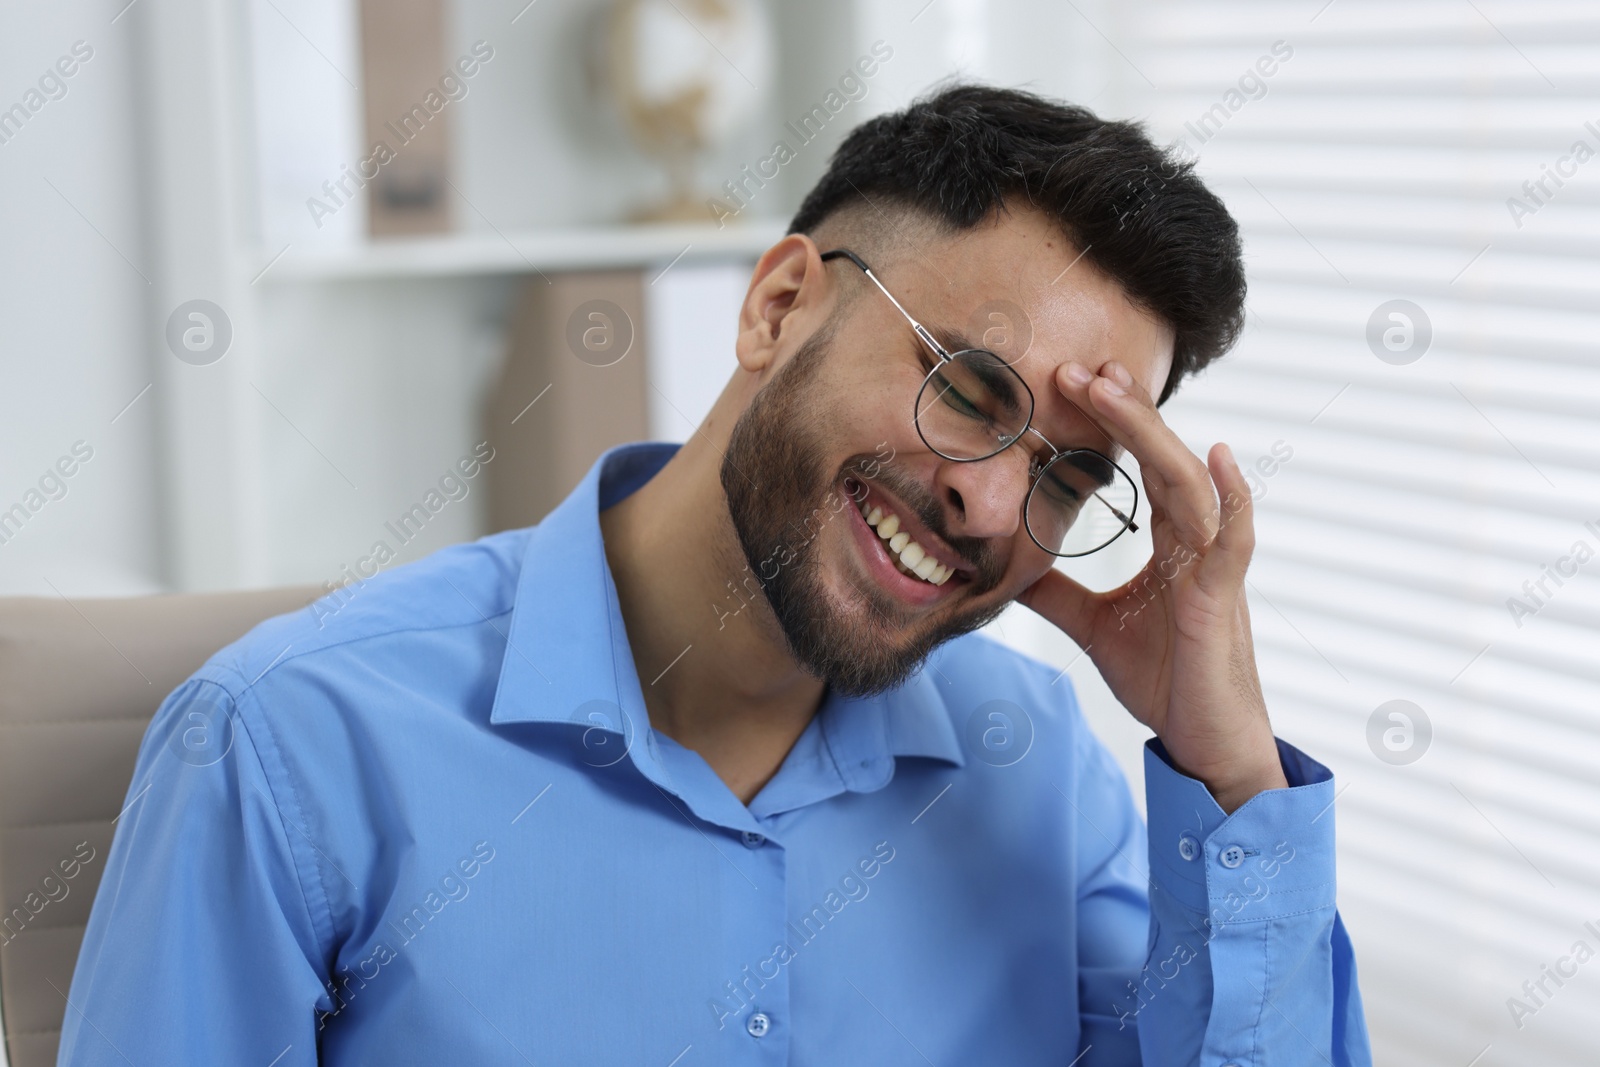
[
  {"xmin": 820, "ymin": 329, "xmax": 930, "ymax": 443},
  {"xmin": 841, "ymin": 369, "xmax": 910, "ymax": 432},
  {"xmin": 997, "ymin": 540, "xmax": 1055, "ymax": 597},
  {"xmin": 824, "ymin": 382, "xmax": 929, "ymax": 473}
]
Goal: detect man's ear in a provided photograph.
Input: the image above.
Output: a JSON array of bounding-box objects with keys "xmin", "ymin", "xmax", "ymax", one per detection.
[{"xmin": 735, "ymin": 234, "xmax": 827, "ymax": 375}]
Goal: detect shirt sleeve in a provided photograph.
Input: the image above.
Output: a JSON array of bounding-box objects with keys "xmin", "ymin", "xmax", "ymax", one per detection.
[
  {"xmin": 1132, "ymin": 736, "xmax": 1373, "ymax": 1067},
  {"xmin": 1072, "ymin": 733, "xmax": 1160, "ymax": 1066},
  {"xmin": 58, "ymin": 676, "xmax": 333, "ymax": 1065}
]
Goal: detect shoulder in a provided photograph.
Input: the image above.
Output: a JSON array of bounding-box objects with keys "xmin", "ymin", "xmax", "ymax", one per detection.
[
  {"xmin": 195, "ymin": 526, "xmax": 534, "ymax": 703},
  {"xmin": 927, "ymin": 630, "xmax": 1131, "ymax": 781},
  {"xmin": 928, "ymin": 629, "xmax": 1085, "ymax": 718},
  {"xmin": 144, "ymin": 528, "xmax": 542, "ymax": 855}
]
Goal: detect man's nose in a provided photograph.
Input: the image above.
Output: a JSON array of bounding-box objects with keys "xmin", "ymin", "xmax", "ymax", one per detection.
[{"xmin": 932, "ymin": 447, "xmax": 1031, "ymax": 541}]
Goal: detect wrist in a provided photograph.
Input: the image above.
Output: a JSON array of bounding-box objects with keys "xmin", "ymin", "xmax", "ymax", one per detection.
[
  {"xmin": 1207, "ymin": 764, "xmax": 1289, "ymax": 814},
  {"xmin": 1199, "ymin": 737, "xmax": 1288, "ymax": 814}
]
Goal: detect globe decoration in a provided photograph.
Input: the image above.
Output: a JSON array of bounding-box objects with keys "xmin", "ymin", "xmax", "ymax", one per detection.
[{"xmin": 599, "ymin": 0, "xmax": 773, "ymax": 222}]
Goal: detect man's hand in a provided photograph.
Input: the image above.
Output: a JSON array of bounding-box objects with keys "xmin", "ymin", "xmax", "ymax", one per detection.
[{"xmin": 1018, "ymin": 358, "xmax": 1288, "ymax": 814}]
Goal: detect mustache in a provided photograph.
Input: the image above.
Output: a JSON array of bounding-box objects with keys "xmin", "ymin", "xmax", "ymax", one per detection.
[{"xmin": 845, "ymin": 458, "xmax": 1006, "ymax": 592}]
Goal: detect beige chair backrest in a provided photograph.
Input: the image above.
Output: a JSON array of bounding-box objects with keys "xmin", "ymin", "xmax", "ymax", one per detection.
[{"xmin": 0, "ymin": 587, "xmax": 319, "ymax": 1067}]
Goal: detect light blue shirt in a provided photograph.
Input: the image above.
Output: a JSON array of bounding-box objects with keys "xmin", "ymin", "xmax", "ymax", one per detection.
[{"xmin": 62, "ymin": 443, "xmax": 1370, "ymax": 1065}]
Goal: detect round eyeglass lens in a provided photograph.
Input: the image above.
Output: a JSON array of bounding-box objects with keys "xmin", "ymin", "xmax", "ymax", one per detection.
[
  {"xmin": 914, "ymin": 349, "xmax": 1034, "ymax": 461},
  {"xmin": 1025, "ymin": 449, "xmax": 1140, "ymax": 557}
]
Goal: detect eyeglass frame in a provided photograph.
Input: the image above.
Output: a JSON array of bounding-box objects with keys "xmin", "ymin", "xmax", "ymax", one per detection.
[{"xmin": 818, "ymin": 247, "xmax": 1140, "ymax": 558}]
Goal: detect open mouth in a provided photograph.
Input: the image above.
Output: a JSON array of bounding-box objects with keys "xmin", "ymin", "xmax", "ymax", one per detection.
[
  {"xmin": 843, "ymin": 477, "xmax": 969, "ymax": 592},
  {"xmin": 859, "ymin": 500, "xmax": 957, "ymax": 585}
]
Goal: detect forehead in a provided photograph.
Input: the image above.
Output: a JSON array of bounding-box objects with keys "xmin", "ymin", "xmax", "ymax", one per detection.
[{"xmin": 863, "ymin": 208, "xmax": 1176, "ymax": 415}]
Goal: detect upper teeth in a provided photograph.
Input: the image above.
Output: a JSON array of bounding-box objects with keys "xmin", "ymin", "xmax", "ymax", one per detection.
[{"xmin": 861, "ymin": 500, "xmax": 953, "ymax": 586}]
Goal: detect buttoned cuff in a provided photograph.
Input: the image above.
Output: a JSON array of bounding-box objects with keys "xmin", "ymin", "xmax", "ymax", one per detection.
[{"xmin": 1144, "ymin": 737, "xmax": 1338, "ymax": 923}]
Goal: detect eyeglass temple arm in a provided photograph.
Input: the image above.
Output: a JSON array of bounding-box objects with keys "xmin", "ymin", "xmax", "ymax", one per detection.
[
  {"xmin": 820, "ymin": 249, "xmax": 950, "ymax": 362},
  {"xmin": 1097, "ymin": 493, "xmax": 1138, "ymax": 532}
]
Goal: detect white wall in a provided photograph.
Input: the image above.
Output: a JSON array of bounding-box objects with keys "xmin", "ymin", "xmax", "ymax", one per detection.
[
  {"xmin": 26, "ymin": 4, "xmax": 1574, "ymax": 1064},
  {"xmin": 0, "ymin": 0, "xmax": 1150, "ymax": 806},
  {"xmin": 0, "ymin": 4, "xmax": 162, "ymax": 596},
  {"xmin": 251, "ymin": 276, "xmax": 512, "ymax": 587}
]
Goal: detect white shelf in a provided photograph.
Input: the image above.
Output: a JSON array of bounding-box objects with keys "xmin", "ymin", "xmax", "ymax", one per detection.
[{"xmin": 256, "ymin": 220, "xmax": 789, "ymax": 282}]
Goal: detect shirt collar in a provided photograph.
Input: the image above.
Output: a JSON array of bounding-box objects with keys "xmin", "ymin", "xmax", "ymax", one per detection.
[{"xmin": 488, "ymin": 443, "xmax": 965, "ymax": 791}]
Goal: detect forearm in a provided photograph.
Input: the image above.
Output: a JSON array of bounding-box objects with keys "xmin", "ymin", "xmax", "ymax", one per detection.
[{"xmin": 1135, "ymin": 737, "xmax": 1372, "ymax": 1066}]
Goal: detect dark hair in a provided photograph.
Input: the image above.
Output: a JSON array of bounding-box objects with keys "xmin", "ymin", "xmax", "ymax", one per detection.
[{"xmin": 788, "ymin": 84, "xmax": 1245, "ymax": 404}]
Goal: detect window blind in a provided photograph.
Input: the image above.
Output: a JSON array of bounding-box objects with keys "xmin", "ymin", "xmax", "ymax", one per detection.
[{"xmin": 1026, "ymin": 3, "xmax": 1600, "ymax": 1064}]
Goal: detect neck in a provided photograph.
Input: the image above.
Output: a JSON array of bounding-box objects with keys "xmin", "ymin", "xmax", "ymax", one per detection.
[{"xmin": 599, "ymin": 422, "xmax": 825, "ymax": 804}]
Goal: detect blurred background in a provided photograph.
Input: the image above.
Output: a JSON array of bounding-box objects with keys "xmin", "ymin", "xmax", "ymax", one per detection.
[{"xmin": 1, "ymin": 0, "xmax": 1596, "ymax": 1063}]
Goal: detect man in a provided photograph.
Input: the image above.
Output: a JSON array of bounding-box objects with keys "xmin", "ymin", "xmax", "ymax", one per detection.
[{"xmin": 62, "ymin": 86, "xmax": 1369, "ymax": 1064}]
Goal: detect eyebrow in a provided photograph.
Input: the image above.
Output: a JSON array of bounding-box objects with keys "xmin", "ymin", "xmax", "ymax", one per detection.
[
  {"xmin": 923, "ymin": 323, "xmax": 1032, "ymax": 411},
  {"xmin": 966, "ymin": 352, "xmax": 1027, "ymax": 418},
  {"xmin": 911, "ymin": 314, "xmax": 1126, "ymax": 461},
  {"xmin": 1065, "ymin": 449, "xmax": 1116, "ymax": 488},
  {"xmin": 922, "ymin": 323, "xmax": 980, "ymax": 354}
]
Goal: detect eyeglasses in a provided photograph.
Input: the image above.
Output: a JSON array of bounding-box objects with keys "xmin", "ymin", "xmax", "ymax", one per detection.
[{"xmin": 820, "ymin": 248, "xmax": 1140, "ymax": 557}]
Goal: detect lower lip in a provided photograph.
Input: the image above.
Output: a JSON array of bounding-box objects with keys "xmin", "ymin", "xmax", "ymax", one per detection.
[{"xmin": 842, "ymin": 487, "xmax": 959, "ymax": 607}]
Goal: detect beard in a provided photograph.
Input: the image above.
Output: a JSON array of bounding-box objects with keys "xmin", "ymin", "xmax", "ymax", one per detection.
[{"xmin": 719, "ymin": 325, "xmax": 1007, "ymax": 696}]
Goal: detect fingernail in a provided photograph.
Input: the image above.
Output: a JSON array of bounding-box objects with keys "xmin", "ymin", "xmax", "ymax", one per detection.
[
  {"xmin": 1107, "ymin": 362, "xmax": 1134, "ymax": 388},
  {"xmin": 1065, "ymin": 361, "xmax": 1093, "ymax": 386},
  {"xmin": 1100, "ymin": 377, "xmax": 1126, "ymax": 397}
]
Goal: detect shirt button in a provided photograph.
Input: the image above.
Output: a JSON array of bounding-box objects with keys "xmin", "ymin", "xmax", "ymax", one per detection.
[
  {"xmin": 1177, "ymin": 834, "xmax": 1200, "ymax": 862},
  {"xmin": 746, "ymin": 1011, "xmax": 771, "ymax": 1037},
  {"xmin": 1219, "ymin": 845, "xmax": 1245, "ymax": 869},
  {"xmin": 741, "ymin": 830, "xmax": 766, "ymax": 849}
]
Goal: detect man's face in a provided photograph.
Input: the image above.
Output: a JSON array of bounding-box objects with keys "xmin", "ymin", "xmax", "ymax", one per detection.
[{"xmin": 722, "ymin": 210, "xmax": 1175, "ymax": 695}]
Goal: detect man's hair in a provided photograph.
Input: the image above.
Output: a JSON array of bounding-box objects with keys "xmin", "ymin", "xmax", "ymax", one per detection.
[{"xmin": 788, "ymin": 84, "xmax": 1246, "ymax": 404}]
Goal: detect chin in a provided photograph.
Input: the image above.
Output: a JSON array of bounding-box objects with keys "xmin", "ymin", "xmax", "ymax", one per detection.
[{"xmin": 778, "ymin": 541, "xmax": 1004, "ymax": 697}]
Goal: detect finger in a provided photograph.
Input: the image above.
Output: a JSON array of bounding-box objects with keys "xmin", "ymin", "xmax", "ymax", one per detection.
[
  {"xmin": 1054, "ymin": 359, "xmax": 1217, "ymax": 549},
  {"xmin": 1195, "ymin": 442, "xmax": 1256, "ymax": 592},
  {"xmin": 1016, "ymin": 566, "xmax": 1101, "ymax": 649}
]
